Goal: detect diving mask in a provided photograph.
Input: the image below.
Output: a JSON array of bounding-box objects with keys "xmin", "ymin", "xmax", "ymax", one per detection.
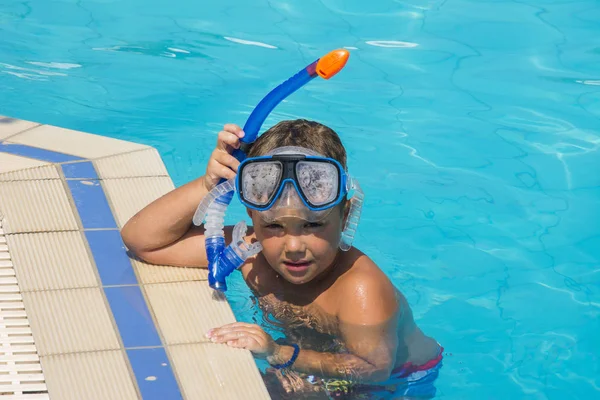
[{"xmin": 236, "ymin": 146, "xmax": 348, "ymax": 222}]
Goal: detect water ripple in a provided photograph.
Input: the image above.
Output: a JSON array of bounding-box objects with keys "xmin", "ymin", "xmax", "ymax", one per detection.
[
  {"xmin": 0, "ymin": 0, "xmax": 599, "ymax": 398},
  {"xmin": 365, "ymin": 40, "xmax": 419, "ymax": 48},
  {"xmin": 223, "ymin": 36, "xmax": 277, "ymax": 49}
]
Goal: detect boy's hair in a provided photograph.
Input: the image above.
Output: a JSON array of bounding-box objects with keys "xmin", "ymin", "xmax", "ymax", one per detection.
[{"xmin": 247, "ymin": 119, "xmax": 347, "ymax": 170}]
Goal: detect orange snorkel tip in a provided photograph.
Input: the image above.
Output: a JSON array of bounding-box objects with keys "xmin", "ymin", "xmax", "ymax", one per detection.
[{"xmin": 316, "ymin": 49, "xmax": 350, "ymax": 79}]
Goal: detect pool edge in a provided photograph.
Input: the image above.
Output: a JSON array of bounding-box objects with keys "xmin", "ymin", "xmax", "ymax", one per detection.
[{"xmin": 0, "ymin": 115, "xmax": 271, "ymax": 400}]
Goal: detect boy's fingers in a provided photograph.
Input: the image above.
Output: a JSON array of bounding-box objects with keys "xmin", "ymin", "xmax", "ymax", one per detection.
[
  {"xmin": 216, "ymin": 130, "xmax": 241, "ymax": 151},
  {"xmin": 288, "ymin": 373, "xmax": 304, "ymax": 389},
  {"xmin": 207, "ymin": 323, "xmax": 263, "ymax": 339},
  {"xmin": 277, "ymin": 372, "xmax": 292, "ymax": 393},
  {"xmin": 216, "ymin": 165, "xmax": 236, "ymax": 181},
  {"xmin": 223, "ymin": 123, "xmax": 245, "ymax": 138},
  {"xmin": 213, "ymin": 151, "xmax": 240, "ymax": 171},
  {"xmin": 211, "ymin": 330, "xmax": 248, "ymax": 342},
  {"xmin": 206, "ymin": 162, "xmax": 235, "ymax": 181},
  {"xmin": 209, "ymin": 322, "xmax": 250, "ymax": 335},
  {"xmin": 217, "ymin": 326, "xmax": 264, "ymax": 339},
  {"xmin": 211, "ymin": 327, "xmax": 260, "ymax": 341},
  {"xmin": 226, "ymin": 339, "xmax": 246, "ymax": 348},
  {"xmin": 207, "ymin": 158, "xmax": 237, "ymax": 180},
  {"xmin": 219, "ymin": 322, "xmax": 260, "ymax": 330}
]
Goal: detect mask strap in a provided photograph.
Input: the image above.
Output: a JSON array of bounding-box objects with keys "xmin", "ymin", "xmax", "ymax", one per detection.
[{"xmin": 339, "ymin": 177, "xmax": 364, "ymax": 251}]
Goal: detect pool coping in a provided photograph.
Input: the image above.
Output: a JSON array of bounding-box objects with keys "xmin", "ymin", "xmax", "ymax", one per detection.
[{"xmin": 0, "ymin": 116, "xmax": 270, "ymax": 400}]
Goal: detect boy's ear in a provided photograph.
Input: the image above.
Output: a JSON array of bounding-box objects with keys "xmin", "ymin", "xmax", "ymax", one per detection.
[{"xmin": 246, "ymin": 208, "xmax": 253, "ymax": 219}]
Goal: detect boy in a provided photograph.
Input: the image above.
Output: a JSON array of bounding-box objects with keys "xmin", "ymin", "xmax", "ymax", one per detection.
[{"xmin": 121, "ymin": 119, "xmax": 442, "ymax": 398}]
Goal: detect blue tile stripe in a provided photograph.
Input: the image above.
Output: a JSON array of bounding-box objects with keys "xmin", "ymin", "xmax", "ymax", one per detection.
[
  {"xmin": 0, "ymin": 142, "xmax": 84, "ymax": 163},
  {"xmin": 127, "ymin": 348, "xmax": 182, "ymax": 400},
  {"xmin": 62, "ymin": 161, "xmax": 99, "ymax": 179},
  {"xmin": 67, "ymin": 179, "xmax": 118, "ymax": 229},
  {"xmin": 105, "ymin": 286, "xmax": 163, "ymax": 348},
  {"xmin": 85, "ymin": 230, "xmax": 138, "ymax": 286},
  {"xmin": 0, "ymin": 142, "xmax": 183, "ymax": 399}
]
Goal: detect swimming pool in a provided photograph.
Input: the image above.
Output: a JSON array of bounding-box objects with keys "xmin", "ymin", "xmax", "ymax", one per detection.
[{"xmin": 1, "ymin": 0, "xmax": 599, "ymax": 398}]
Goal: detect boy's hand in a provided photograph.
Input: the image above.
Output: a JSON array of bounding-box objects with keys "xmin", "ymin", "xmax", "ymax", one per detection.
[
  {"xmin": 202, "ymin": 124, "xmax": 245, "ymax": 192},
  {"xmin": 206, "ymin": 322, "xmax": 277, "ymax": 358},
  {"xmin": 266, "ymin": 369, "xmax": 325, "ymax": 396}
]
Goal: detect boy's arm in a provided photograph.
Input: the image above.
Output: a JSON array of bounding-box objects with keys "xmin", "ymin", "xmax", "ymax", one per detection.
[
  {"xmin": 121, "ymin": 176, "xmax": 213, "ymax": 267},
  {"xmin": 121, "ymin": 124, "xmax": 245, "ymax": 268},
  {"xmin": 270, "ymin": 269, "xmax": 399, "ymax": 382},
  {"xmin": 269, "ymin": 327, "xmax": 397, "ymax": 383},
  {"xmin": 209, "ymin": 266, "xmax": 400, "ymax": 383}
]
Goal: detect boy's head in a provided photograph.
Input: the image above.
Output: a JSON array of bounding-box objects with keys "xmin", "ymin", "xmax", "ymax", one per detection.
[
  {"xmin": 245, "ymin": 119, "xmax": 349, "ymax": 284},
  {"xmin": 248, "ymin": 119, "xmax": 347, "ymax": 170}
]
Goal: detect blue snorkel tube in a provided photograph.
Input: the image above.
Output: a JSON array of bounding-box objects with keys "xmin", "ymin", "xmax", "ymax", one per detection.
[{"xmin": 193, "ymin": 49, "xmax": 350, "ymax": 291}]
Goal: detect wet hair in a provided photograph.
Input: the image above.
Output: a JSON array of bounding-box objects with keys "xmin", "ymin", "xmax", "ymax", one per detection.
[{"xmin": 247, "ymin": 119, "xmax": 347, "ymax": 170}]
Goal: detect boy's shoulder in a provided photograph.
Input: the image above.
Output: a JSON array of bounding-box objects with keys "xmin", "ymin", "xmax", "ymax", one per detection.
[
  {"xmin": 335, "ymin": 248, "xmax": 393, "ymax": 288},
  {"xmin": 331, "ymin": 248, "xmax": 399, "ymax": 323}
]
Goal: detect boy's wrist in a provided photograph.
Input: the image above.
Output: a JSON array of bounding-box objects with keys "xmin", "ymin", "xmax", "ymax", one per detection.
[
  {"xmin": 198, "ymin": 175, "xmax": 213, "ymax": 193},
  {"xmin": 267, "ymin": 344, "xmax": 289, "ymax": 364},
  {"xmin": 267, "ymin": 344, "xmax": 300, "ymax": 369}
]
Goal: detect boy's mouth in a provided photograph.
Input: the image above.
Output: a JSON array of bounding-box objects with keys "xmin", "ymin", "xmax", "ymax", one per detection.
[{"xmin": 283, "ymin": 260, "xmax": 311, "ymax": 272}]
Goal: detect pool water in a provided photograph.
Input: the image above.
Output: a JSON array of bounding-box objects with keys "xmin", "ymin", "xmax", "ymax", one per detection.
[{"xmin": 1, "ymin": 0, "xmax": 599, "ymax": 398}]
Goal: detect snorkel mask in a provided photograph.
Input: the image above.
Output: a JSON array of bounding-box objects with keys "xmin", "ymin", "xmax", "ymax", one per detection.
[
  {"xmin": 238, "ymin": 146, "xmax": 346, "ymax": 223},
  {"xmin": 193, "ymin": 49, "xmax": 363, "ymax": 291}
]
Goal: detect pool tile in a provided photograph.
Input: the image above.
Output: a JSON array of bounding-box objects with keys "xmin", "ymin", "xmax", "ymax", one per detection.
[
  {"xmin": 67, "ymin": 180, "xmax": 117, "ymax": 229},
  {"xmin": 85, "ymin": 230, "xmax": 137, "ymax": 286},
  {"xmin": 102, "ymin": 177, "xmax": 175, "ymax": 227},
  {"xmin": 61, "ymin": 161, "xmax": 99, "ymax": 180},
  {"xmin": 131, "ymin": 256, "xmax": 208, "ymax": 284},
  {"xmin": 22, "ymin": 288, "xmax": 120, "ymax": 356},
  {"xmin": 40, "ymin": 351, "xmax": 138, "ymax": 400},
  {"xmin": 0, "ymin": 152, "xmax": 49, "ymax": 174},
  {"xmin": 0, "ymin": 260, "xmax": 13, "ymax": 276},
  {"xmin": 7, "ymin": 232, "xmax": 98, "ymax": 291},
  {"xmin": 126, "ymin": 348, "xmax": 182, "ymax": 400},
  {"xmin": 0, "ymin": 142, "xmax": 83, "ymax": 163},
  {"xmin": 144, "ymin": 281, "xmax": 236, "ymax": 345},
  {"xmin": 94, "ymin": 148, "xmax": 169, "ymax": 179},
  {"xmin": 104, "ymin": 286, "xmax": 161, "ymax": 348},
  {"xmin": 169, "ymin": 343, "xmax": 269, "ymax": 400},
  {"xmin": 0, "ymin": 164, "xmax": 60, "ymax": 181},
  {"xmin": 0, "ymin": 180, "xmax": 79, "ymax": 233},
  {"xmin": 7, "ymin": 124, "xmax": 148, "ymax": 159},
  {"xmin": 0, "ymin": 116, "xmax": 39, "ymax": 140}
]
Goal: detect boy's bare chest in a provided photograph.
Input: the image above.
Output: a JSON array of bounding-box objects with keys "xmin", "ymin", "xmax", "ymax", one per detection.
[
  {"xmin": 243, "ymin": 260, "xmax": 342, "ymax": 335},
  {"xmin": 256, "ymin": 293, "xmax": 340, "ymax": 337}
]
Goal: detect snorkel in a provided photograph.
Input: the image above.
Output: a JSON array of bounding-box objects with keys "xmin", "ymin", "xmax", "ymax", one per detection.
[{"xmin": 193, "ymin": 49, "xmax": 351, "ymax": 291}]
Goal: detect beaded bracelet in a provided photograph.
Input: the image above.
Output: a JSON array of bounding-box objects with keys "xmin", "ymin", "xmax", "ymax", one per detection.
[{"xmin": 270, "ymin": 344, "xmax": 300, "ymax": 370}]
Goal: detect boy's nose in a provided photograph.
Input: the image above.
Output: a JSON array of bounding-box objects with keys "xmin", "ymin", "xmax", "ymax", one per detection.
[{"xmin": 284, "ymin": 234, "xmax": 306, "ymax": 254}]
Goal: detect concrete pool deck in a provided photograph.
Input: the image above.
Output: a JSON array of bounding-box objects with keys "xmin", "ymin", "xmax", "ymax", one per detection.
[{"xmin": 0, "ymin": 116, "xmax": 270, "ymax": 399}]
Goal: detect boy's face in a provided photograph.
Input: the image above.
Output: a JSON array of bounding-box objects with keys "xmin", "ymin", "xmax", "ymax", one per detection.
[{"xmin": 249, "ymin": 205, "xmax": 345, "ymax": 285}]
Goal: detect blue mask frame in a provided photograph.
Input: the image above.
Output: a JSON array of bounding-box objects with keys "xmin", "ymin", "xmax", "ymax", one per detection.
[{"xmin": 236, "ymin": 154, "xmax": 348, "ymax": 212}]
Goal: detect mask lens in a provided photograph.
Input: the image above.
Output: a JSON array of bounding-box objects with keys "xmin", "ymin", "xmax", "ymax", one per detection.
[
  {"xmin": 296, "ymin": 161, "xmax": 339, "ymax": 207},
  {"xmin": 241, "ymin": 161, "xmax": 282, "ymax": 206}
]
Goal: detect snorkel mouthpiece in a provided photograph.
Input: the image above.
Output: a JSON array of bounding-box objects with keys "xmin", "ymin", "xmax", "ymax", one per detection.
[
  {"xmin": 197, "ymin": 50, "xmax": 350, "ymax": 292},
  {"xmin": 207, "ymin": 221, "xmax": 261, "ymax": 291}
]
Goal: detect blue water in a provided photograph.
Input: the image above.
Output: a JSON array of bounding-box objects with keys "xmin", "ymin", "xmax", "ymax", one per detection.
[{"xmin": 1, "ymin": 0, "xmax": 599, "ymax": 398}]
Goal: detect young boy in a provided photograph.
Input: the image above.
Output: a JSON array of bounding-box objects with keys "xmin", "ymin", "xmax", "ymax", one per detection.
[{"xmin": 121, "ymin": 119, "xmax": 442, "ymax": 398}]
